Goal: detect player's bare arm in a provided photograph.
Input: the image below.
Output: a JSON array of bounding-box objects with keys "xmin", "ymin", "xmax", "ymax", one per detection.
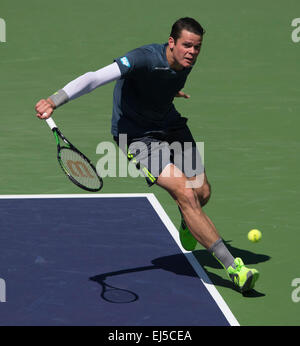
[{"xmin": 175, "ymin": 90, "xmax": 190, "ymax": 98}]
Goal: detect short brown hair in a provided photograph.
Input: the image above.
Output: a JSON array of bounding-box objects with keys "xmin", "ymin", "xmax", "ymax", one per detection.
[{"xmin": 170, "ymin": 17, "xmax": 205, "ymax": 42}]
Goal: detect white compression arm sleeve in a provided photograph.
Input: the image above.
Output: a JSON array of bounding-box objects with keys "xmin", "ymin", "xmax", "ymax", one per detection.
[{"xmin": 62, "ymin": 62, "xmax": 121, "ymax": 101}]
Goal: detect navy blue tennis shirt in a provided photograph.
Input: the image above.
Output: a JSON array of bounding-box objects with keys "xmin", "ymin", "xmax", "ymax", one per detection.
[{"xmin": 112, "ymin": 43, "xmax": 193, "ymax": 138}]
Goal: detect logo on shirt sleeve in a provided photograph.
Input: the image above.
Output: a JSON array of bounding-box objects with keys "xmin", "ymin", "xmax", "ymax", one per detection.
[{"xmin": 120, "ymin": 56, "xmax": 131, "ymax": 68}]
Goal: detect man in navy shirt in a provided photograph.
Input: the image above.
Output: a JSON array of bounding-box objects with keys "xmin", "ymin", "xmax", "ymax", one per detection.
[
  {"xmin": 112, "ymin": 42, "xmax": 192, "ymax": 137},
  {"xmin": 35, "ymin": 17, "xmax": 259, "ymax": 293}
]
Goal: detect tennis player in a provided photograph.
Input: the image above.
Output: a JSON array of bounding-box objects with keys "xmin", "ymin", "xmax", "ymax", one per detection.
[{"xmin": 35, "ymin": 17, "xmax": 259, "ymax": 292}]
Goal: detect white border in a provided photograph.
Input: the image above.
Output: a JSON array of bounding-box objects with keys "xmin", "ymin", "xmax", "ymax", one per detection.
[
  {"xmin": 0, "ymin": 193, "xmax": 151, "ymax": 199},
  {"xmin": 147, "ymin": 193, "xmax": 240, "ymax": 326},
  {"xmin": 0, "ymin": 193, "xmax": 239, "ymax": 326}
]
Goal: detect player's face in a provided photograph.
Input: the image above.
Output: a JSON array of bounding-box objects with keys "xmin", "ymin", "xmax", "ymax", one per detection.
[{"xmin": 168, "ymin": 30, "xmax": 203, "ymax": 70}]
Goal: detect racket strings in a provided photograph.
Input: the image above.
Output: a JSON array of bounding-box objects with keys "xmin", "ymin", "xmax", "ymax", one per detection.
[{"xmin": 59, "ymin": 148, "xmax": 101, "ymax": 190}]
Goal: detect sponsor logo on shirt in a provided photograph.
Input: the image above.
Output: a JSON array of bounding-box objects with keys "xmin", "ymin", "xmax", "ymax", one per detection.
[{"xmin": 120, "ymin": 56, "xmax": 131, "ymax": 68}]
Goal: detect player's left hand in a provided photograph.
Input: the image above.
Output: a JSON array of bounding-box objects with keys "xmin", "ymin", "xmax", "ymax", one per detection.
[{"xmin": 175, "ymin": 91, "xmax": 190, "ymax": 99}]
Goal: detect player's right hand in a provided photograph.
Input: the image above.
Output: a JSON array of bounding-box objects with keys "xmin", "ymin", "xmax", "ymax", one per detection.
[{"xmin": 35, "ymin": 98, "xmax": 55, "ymax": 119}]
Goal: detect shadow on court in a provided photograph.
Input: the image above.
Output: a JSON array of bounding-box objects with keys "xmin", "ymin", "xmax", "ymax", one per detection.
[
  {"xmin": 193, "ymin": 240, "xmax": 270, "ymax": 269},
  {"xmin": 193, "ymin": 240, "xmax": 270, "ymax": 297},
  {"xmin": 0, "ymin": 196, "xmax": 267, "ymax": 324},
  {"xmin": 90, "ymin": 244, "xmax": 270, "ymax": 303},
  {"xmin": 90, "ymin": 253, "xmax": 198, "ymax": 303}
]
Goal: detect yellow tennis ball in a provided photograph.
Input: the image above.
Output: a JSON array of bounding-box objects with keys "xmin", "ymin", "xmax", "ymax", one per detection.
[{"xmin": 248, "ymin": 229, "xmax": 262, "ymax": 243}]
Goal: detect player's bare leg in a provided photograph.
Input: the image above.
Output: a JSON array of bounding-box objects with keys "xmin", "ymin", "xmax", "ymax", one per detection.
[
  {"xmin": 187, "ymin": 172, "xmax": 211, "ymax": 207},
  {"xmin": 156, "ymin": 164, "xmax": 219, "ymax": 249},
  {"xmin": 156, "ymin": 164, "xmax": 260, "ymax": 292}
]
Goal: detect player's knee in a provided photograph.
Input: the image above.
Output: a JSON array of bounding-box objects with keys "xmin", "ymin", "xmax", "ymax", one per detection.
[
  {"xmin": 197, "ymin": 182, "xmax": 211, "ymax": 207},
  {"xmin": 175, "ymin": 185, "xmax": 199, "ymax": 211}
]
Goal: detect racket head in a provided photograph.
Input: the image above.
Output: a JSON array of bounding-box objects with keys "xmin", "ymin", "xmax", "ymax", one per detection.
[{"xmin": 58, "ymin": 146, "xmax": 103, "ymax": 192}]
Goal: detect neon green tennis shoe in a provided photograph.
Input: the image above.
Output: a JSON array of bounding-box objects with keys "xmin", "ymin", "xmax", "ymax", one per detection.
[
  {"xmin": 227, "ymin": 258, "xmax": 259, "ymax": 292},
  {"xmin": 178, "ymin": 217, "xmax": 198, "ymax": 251}
]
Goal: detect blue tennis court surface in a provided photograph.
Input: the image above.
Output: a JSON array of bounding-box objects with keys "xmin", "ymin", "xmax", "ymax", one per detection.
[{"xmin": 0, "ymin": 194, "xmax": 236, "ymax": 326}]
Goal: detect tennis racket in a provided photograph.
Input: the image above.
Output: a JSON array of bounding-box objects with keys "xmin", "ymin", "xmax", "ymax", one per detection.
[{"xmin": 45, "ymin": 117, "xmax": 103, "ymax": 192}]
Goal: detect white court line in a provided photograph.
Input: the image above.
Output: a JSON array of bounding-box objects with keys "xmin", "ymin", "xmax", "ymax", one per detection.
[
  {"xmin": 147, "ymin": 194, "xmax": 240, "ymax": 326},
  {"xmin": 0, "ymin": 193, "xmax": 152, "ymax": 199},
  {"xmin": 0, "ymin": 193, "xmax": 239, "ymax": 326}
]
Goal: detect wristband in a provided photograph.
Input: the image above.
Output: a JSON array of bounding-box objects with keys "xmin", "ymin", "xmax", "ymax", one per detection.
[{"xmin": 49, "ymin": 89, "xmax": 69, "ymax": 108}]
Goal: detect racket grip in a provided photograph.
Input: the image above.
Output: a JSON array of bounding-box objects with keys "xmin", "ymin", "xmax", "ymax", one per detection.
[{"xmin": 45, "ymin": 117, "xmax": 57, "ymax": 130}]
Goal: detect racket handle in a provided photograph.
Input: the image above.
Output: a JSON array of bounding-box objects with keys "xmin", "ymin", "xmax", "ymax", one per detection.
[{"xmin": 45, "ymin": 117, "xmax": 57, "ymax": 130}]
